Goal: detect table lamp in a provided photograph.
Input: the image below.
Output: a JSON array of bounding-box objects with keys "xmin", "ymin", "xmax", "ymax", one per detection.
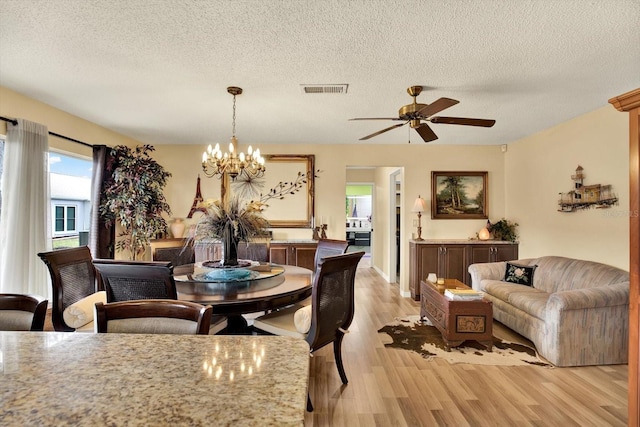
[{"xmin": 412, "ymin": 195, "xmax": 428, "ymax": 241}]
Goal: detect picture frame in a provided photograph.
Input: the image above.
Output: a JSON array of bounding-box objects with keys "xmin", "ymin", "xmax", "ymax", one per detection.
[
  {"xmin": 431, "ymin": 171, "xmax": 488, "ymax": 219},
  {"xmin": 222, "ymin": 154, "xmax": 315, "ymax": 228}
]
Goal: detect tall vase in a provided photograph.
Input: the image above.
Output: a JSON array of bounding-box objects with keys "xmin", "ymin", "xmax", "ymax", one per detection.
[
  {"xmin": 221, "ymin": 222, "xmax": 239, "ymax": 266},
  {"xmin": 170, "ymin": 218, "xmax": 186, "ymax": 238}
]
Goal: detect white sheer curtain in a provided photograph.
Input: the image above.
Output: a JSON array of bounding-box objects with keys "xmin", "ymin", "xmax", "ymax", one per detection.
[{"xmin": 0, "ymin": 119, "xmax": 51, "ymax": 298}]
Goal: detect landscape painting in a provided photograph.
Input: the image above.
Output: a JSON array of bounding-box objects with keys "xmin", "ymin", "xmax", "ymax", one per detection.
[{"xmin": 431, "ymin": 171, "xmax": 488, "ymax": 219}]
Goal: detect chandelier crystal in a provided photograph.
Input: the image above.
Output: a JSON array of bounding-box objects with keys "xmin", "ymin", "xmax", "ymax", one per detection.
[{"xmin": 201, "ymin": 86, "xmax": 266, "ymax": 180}]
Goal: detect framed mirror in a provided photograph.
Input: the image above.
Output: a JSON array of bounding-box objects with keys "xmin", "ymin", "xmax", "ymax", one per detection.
[{"xmin": 222, "ymin": 154, "xmax": 315, "ymax": 228}]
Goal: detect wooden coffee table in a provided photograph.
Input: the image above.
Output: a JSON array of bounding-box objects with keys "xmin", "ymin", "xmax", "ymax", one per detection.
[{"xmin": 420, "ymin": 279, "xmax": 493, "ymax": 351}]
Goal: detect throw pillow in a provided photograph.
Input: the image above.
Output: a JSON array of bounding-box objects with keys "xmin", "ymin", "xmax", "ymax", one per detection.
[
  {"xmin": 293, "ymin": 305, "xmax": 312, "ymax": 334},
  {"xmin": 504, "ymin": 262, "xmax": 537, "ymax": 286}
]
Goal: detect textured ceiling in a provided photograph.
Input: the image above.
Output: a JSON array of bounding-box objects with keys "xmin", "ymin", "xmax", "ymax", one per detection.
[{"xmin": 0, "ymin": 0, "xmax": 638, "ymax": 146}]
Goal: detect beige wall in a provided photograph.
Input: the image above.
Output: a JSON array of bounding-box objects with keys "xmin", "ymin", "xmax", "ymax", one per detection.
[
  {"xmin": 0, "ymin": 86, "xmax": 141, "ymax": 157},
  {"xmin": 16, "ymin": 86, "xmax": 632, "ymax": 295},
  {"xmin": 505, "ymin": 105, "xmax": 629, "ymax": 270},
  {"xmin": 152, "ymin": 143, "xmax": 505, "ymax": 295}
]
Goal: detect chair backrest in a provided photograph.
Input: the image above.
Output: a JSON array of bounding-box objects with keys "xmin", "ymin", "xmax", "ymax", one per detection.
[
  {"xmin": 306, "ymin": 251, "xmax": 364, "ymax": 351},
  {"xmin": 237, "ymin": 242, "xmax": 270, "ymax": 262},
  {"xmin": 38, "ymin": 246, "xmax": 99, "ymax": 331},
  {"xmin": 150, "ymin": 238, "xmax": 195, "ymax": 267},
  {"xmin": 0, "ymin": 293, "xmax": 48, "ymax": 331},
  {"xmin": 92, "ymin": 260, "xmax": 178, "ymax": 302},
  {"xmin": 313, "ymin": 239, "xmax": 350, "ymax": 272},
  {"xmin": 94, "ymin": 299, "xmax": 212, "ymax": 335}
]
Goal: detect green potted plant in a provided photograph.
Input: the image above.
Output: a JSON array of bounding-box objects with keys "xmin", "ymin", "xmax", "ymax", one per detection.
[
  {"xmin": 489, "ymin": 218, "xmax": 519, "ymax": 242},
  {"xmin": 100, "ymin": 145, "xmax": 172, "ymax": 260}
]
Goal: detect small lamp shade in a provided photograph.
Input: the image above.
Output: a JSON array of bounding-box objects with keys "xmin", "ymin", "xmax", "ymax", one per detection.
[
  {"xmin": 478, "ymin": 227, "xmax": 491, "ymax": 240},
  {"xmin": 412, "ymin": 196, "xmax": 428, "ymax": 213}
]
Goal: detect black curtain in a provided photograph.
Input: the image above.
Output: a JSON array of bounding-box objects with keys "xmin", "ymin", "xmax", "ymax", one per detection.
[{"xmin": 89, "ymin": 145, "xmax": 114, "ymax": 258}]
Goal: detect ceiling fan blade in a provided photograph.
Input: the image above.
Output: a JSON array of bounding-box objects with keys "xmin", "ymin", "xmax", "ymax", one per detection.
[
  {"xmin": 415, "ymin": 123, "xmax": 438, "ymax": 143},
  {"xmin": 359, "ymin": 122, "xmax": 407, "ymax": 140},
  {"xmin": 416, "ymin": 97, "xmax": 459, "ymax": 118},
  {"xmin": 349, "ymin": 117, "xmax": 404, "ymax": 121},
  {"xmin": 430, "ymin": 116, "xmax": 496, "ymax": 127}
]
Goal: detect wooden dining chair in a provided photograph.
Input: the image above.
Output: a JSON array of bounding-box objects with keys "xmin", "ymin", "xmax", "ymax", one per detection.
[
  {"xmin": 253, "ymin": 251, "xmax": 364, "ymax": 411},
  {"xmin": 0, "ymin": 293, "xmax": 48, "ymax": 331},
  {"xmin": 38, "ymin": 246, "xmax": 101, "ymax": 332},
  {"xmin": 92, "ymin": 260, "xmax": 178, "ymax": 302},
  {"xmin": 150, "ymin": 238, "xmax": 196, "ymax": 267},
  {"xmin": 313, "ymin": 238, "xmax": 350, "ymax": 272},
  {"xmin": 94, "ymin": 299, "xmax": 213, "ymax": 335}
]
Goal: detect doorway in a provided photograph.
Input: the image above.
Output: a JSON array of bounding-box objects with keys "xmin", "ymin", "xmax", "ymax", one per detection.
[
  {"xmin": 389, "ymin": 169, "xmax": 402, "ymax": 284},
  {"xmin": 345, "ymin": 183, "xmax": 373, "ymax": 261}
]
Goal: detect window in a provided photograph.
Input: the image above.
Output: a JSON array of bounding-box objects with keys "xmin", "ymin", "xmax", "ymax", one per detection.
[
  {"xmin": 49, "ymin": 152, "xmax": 92, "ymax": 249},
  {"xmin": 54, "ymin": 205, "xmax": 77, "ymax": 233}
]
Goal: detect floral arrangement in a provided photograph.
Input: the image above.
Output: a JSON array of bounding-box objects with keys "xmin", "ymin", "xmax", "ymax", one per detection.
[
  {"xmin": 194, "ymin": 198, "xmax": 270, "ymax": 244},
  {"xmin": 192, "ymin": 167, "xmax": 320, "ymax": 266}
]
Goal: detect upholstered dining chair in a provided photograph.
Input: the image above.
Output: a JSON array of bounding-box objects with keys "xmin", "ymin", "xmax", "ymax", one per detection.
[
  {"xmin": 150, "ymin": 238, "xmax": 196, "ymax": 267},
  {"xmin": 93, "ymin": 259, "xmax": 228, "ymax": 334},
  {"xmin": 253, "ymin": 251, "xmax": 364, "ymax": 411},
  {"xmin": 94, "ymin": 299, "xmax": 213, "ymax": 335},
  {"xmin": 38, "ymin": 246, "xmax": 101, "ymax": 332},
  {"xmin": 0, "ymin": 294, "xmax": 48, "ymax": 331},
  {"xmin": 313, "ymin": 238, "xmax": 350, "ymax": 272},
  {"xmin": 237, "ymin": 241, "xmax": 270, "ymax": 262},
  {"xmin": 92, "ymin": 260, "xmax": 178, "ymax": 302}
]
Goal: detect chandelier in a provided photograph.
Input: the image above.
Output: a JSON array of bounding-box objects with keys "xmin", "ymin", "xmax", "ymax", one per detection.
[{"xmin": 201, "ymin": 86, "xmax": 266, "ymax": 180}]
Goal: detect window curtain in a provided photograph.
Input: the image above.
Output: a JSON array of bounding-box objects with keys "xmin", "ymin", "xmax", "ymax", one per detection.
[
  {"xmin": 0, "ymin": 119, "xmax": 51, "ymax": 298},
  {"xmin": 89, "ymin": 144, "xmax": 113, "ymax": 258}
]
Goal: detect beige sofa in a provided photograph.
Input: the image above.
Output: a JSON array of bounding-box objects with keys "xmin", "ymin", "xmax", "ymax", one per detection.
[{"xmin": 468, "ymin": 256, "xmax": 629, "ymax": 366}]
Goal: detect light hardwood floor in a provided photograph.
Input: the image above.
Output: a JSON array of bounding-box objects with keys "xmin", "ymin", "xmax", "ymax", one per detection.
[{"xmin": 304, "ymin": 264, "xmax": 628, "ymax": 426}]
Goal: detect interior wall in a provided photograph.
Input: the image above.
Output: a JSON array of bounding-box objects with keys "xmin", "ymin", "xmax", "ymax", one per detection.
[
  {"xmin": 505, "ymin": 105, "xmax": 629, "ymax": 270},
  {"xmin": 1, "ymin": 86, "xmax": 507, "ymax": 294},
  {"xmin": 0, "ymin": 86, "xmax": 141, "ymax": 157}
]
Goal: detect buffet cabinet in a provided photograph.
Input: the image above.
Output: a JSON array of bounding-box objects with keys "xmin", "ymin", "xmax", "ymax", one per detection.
[
  {"xmin": 409, "ymin": 240, "xmax": 519, "ymax": 300},
  {"xmin": 269, "ymin": 242, "xmax": 317, "ymax": 271}
]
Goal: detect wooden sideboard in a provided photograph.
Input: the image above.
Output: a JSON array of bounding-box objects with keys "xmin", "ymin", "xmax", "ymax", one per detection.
[
  {"xmin": 409, "ymin": 240, "xmax": 519, "ymax": 301},
  {"xmin": 269, "ymin": 241, "xmax": 317, "ymax": 271}
]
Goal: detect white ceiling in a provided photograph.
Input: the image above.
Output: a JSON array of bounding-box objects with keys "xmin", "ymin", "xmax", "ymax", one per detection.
[{"xmin": 0, "ymin": 0, "xmax": 638, "ymax": 147}]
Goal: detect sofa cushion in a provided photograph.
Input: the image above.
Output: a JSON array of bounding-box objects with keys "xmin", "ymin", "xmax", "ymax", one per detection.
[
  {"xmin": 530, "ymin": 256, "xmax": 629, "ymax": 293},
  {"xmin": 504, "ymin": 262, "xmax": 537, "ymax": 286},
  {"xmin": 482, "ymin": 280, "xmax": 549, "ymax": 320}
]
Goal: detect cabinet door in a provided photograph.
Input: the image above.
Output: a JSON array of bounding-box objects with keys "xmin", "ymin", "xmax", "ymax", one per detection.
[
  {"xmin": 410, "ymin": 244, "xmax": 439, "ymax": 300},
  {"xmin": 469, "ymin": 246, "xmax": 493, "ymax": 265},
  {"xmin": 292, "ymin": 245, "xmax": 317, "ymax": 270},
  {"xmin": 269, "ymin": 245, "xmax": 288, "ymax": 265},
  {"xmin": 440, "ymin": 245, "xmax": 468, "ymax": 284},
  {"xmin": 493, "ymin": 245, "xmax": 518, "ymax": 262}
]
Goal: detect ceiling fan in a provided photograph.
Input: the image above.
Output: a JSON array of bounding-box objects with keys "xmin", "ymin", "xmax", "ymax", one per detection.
[{"xmin": 350, "ymin": 86, "xmax": 496, "ymax": 143}]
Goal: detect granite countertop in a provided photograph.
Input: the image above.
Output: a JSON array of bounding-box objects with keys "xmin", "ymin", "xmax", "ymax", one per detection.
[
  {"xmin": 0, "ymin": 332, "xmax": 309, "ymax": 426},
  {"xmin": 410, "ymin": 239, "xmax": 518, "ymax": 245}
]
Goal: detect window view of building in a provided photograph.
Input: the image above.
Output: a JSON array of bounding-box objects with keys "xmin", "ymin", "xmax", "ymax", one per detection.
[{"xmin": 49, "ymin": 152, "xmax": 92, "ymax": 249}]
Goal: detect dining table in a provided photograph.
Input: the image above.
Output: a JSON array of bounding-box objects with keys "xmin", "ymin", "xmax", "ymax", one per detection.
[
  {"xmin": 174, "ymin": 263, "xmax": 313, "ymax": 332},
  {"xmin": 0, "ymin": 331, "xmax": 309, "ymax": 426}
]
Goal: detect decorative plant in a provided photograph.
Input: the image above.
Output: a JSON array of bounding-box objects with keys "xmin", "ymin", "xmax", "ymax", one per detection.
[
  {"xmin": 193, "ymin": 168, "xmax": 321, "ymax": 266},
  {"xmin": 100, "ymin": 145, "xmax": 172, "ymax": 260},
  {"xmin": 489, "ymin": 218, "xmax": 519, "ymax": 242},
  {"xmin": 194, "ymin": 198, "xmax": 270, "ymax": 266}
]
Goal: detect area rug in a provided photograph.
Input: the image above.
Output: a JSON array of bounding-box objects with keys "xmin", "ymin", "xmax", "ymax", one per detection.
[{"xmin": 378, "ymin": 315, "xmax": 552, "ymax": 367}]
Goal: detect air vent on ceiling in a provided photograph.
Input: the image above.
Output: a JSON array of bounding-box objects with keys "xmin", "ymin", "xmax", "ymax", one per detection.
[{"xmin": 300, "ymin": 84, "xmax": 349, "ymax": 94}]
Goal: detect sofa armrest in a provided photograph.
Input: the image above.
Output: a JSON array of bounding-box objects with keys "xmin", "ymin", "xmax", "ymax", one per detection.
[
  {"xmin": 546, "ymin": 282, "xmax": 629, "ymax": 312},
  {"xmin": 468, "ymin": 261, "xmax": 506, "ymax": 290}
]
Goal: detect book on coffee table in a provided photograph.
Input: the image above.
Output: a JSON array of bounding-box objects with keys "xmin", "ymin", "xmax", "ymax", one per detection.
[{"xmin": 444, "ymin": 288, "xmax": 484, "ymax": 301}]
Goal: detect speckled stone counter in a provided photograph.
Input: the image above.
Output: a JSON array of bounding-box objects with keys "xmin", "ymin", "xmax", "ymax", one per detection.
[{"xmin": 0, "ymin": 332, "xmax": 309, "ymax": 426}]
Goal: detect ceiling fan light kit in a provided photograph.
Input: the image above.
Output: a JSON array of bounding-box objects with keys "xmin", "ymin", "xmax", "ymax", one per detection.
[{"xmin": 350, "ymin": 85, "xmax": 496, "ymax": 143}]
